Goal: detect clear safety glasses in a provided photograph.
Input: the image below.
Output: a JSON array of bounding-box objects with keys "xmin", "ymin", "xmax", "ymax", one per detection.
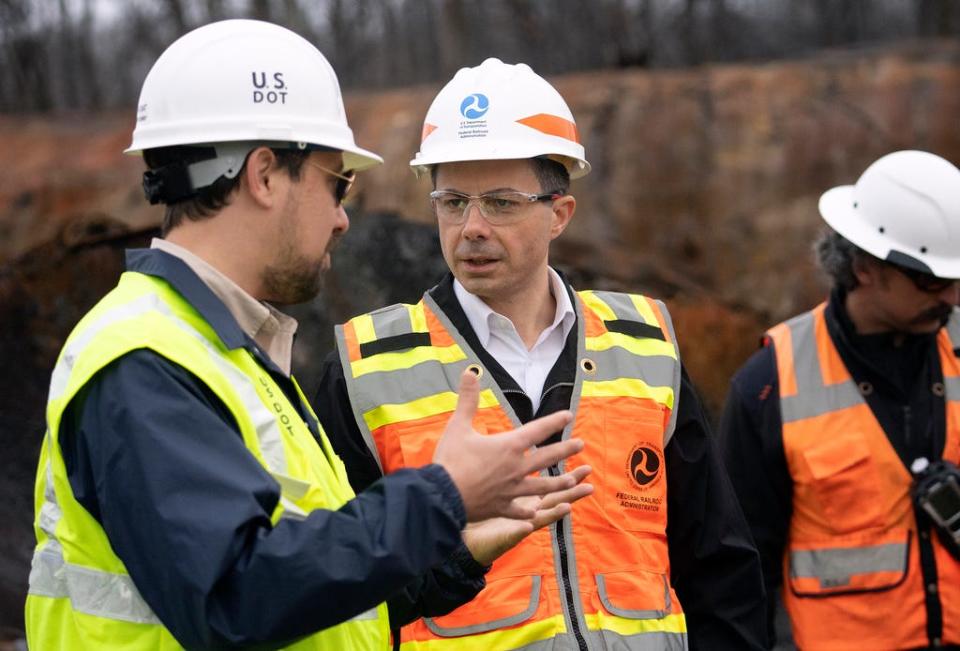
[{"xmin": 429, "ymin": 189, "xmax": 562, "ymax": 225}]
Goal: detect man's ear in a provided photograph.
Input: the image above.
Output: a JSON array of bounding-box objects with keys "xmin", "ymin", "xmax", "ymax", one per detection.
[
  {"xmin": 242, "ymin": 147, "xmax": 283, "ymax": 209},
  {"xmin": 852, "ymin": 254, "xmax": 880, "ymax": 287},
  {"xmin": 549, "ymin": 195, "xmax": 576, "ymax": 239}
]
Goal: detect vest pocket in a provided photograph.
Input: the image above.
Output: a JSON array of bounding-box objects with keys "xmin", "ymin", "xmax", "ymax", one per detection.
[
  {"xmin": 801, "ymin": 432, "xmax": 885, "ymax": 534},
  {"xmin": 594, "ymin": 569, "xmax": 671, "ymax": 618},
  {"xmin": 788, "ymin": 529, "xmax": 910, "ymax": 596},
  {"xmin": 602, "ymin": 412, "xmax": 668, "ymax": 533},
  {"xmin": 423, "ymin": 574, "xmax": 541, "ymax": 637}
]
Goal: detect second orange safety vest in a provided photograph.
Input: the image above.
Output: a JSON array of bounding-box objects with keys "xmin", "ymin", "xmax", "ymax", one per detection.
[
  {"xmin": 767, "ymin": 303, "xmax": 960, "ymax": 650},
  {"xmin": 336, "ymin": 289, "xmax": 688, "ymax": 650}
]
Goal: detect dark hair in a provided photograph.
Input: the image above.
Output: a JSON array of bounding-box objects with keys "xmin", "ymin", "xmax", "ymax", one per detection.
[
  {"xmin": 430, "ymin": 156, "xmax": 571, "ymax": 195},
  {"xmin": 814, "ymin": 229, "xmax": 874, "ymax": 291},
  {"xmin": 143, "ymin": 145, "xmax": 310, "ymax": 235}
]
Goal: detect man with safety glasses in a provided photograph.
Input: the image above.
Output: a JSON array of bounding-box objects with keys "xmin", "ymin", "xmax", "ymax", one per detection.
[
  {"xmin": 719, "ymin": 150, "xmax": 960, "ymax": 650},
  {"xmin": 25, "ymin": 22, "xmax": 593, "ymax": 650},
  {"xmin": 316, "ymin": 57, "xmax": 766, "ymax": 650}
]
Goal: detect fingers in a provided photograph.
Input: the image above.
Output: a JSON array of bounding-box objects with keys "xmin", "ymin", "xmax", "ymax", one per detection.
[
  {"xmin": 447, "ymin": 369, "xmax": 480, "ymax": 435},
  {"xmin": 522, "ymin": 438, "xmax": 584, "ymax": 475},
  {"xmin": 499, "ymin": 500, "xmax": 540, "ymax": 520},
  {"xmin": 530, "ymin": 502, "xmax": 572, "ymax": 529},
  {"xmin": 538, "ymin": 473, "xmax": 594, "ymax": 511},
  {"xmin": 510, "ymin": 473, "xmax": 581, "ymax": 499},
  {"xmin": 510, "ymin": 410, "xmax": 573, "ymax": 448}
]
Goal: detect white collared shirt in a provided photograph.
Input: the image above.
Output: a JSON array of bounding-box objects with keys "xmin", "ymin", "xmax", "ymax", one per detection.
[{"xmin": 453, "ymin": 267, "xmax": 576, "ymax": 412}]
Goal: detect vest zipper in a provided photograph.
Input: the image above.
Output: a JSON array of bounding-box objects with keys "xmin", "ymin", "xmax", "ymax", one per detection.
[{"xmin": 550, "ymin": 464, "xmax": 589, "ymax": 651}]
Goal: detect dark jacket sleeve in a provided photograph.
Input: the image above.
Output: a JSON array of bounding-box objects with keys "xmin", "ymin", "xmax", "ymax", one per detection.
[
  {"xmin": 60, "ymin": 349, "xmax": 468, "ymax": 650},
  {"xmin": 716, "ymin": 345, "xmax": 793, "ymax": 648},
  {"xmin": 313, "ymin": 349, "xmax": 487, "ymax": 629},
  {"xmin": 665, "ymin": 365, "xmax": 767, "ymax": 651}
]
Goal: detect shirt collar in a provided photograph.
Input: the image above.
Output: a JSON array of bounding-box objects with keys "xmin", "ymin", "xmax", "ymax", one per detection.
[
  {"xmin": 124, "ymin": 246, "xmax": 287, "ymax": 376},
  {"xmin": 150, "ymin": 239, "xmax": 298, "ymax": 364},
  {"xmin": 453, "ymin": 267, "xmax": 576, "ymax": 348}
]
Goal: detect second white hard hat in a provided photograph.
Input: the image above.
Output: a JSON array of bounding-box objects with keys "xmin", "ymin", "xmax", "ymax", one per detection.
[
  {"xmin": 411, "ymin": 58, "xmax": 590, "ymax": 179},
  {"xmin": 127, "ymin": 19, "xmax": 382, "ymax": 172},
  {"xmin": 819, "ymin": 150, "xmax": 960, "ymax": 278}
]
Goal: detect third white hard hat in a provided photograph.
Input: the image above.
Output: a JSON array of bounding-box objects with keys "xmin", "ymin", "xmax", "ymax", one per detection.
[
  {"xmin": 819, "ymin": 150, "xmax": 960, "ymax": 278},
  {"xmin": 411, "ymin": 58, "xmax": 590, "ymax": 179}
]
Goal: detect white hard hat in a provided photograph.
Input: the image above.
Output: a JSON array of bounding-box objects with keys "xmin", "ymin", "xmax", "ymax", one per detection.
[
  {"xmin": 127, "ymin": 19, "xmax": 382, "ymax": 174},
  {"xmin": 819, "ymin": 150, "xmax": 960, "ymax": 278},
  {"xmin": 411, "ymin": 58, "xmax": 590, "ymax": 179}
]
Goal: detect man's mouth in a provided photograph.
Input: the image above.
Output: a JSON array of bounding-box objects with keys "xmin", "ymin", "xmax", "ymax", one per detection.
[{"xmin": 461, "ymin": 256, "xmax": 498, "ymax": 270}]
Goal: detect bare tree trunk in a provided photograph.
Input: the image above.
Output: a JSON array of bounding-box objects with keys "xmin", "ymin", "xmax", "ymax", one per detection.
[
  {"xmin": 437, "ymin": 0, "xmax": 468, "ymax": 80},
  {"xmin": 204, "ymin": 0, "xmax": 225, "ymax": 22},
  {"xmin": 56, "ymin": 0, "xmax": 79, "ymax": 108},
  {"xmin": 684, "ymin": 0, "xmax": 703, "ymax": 65},
  {"xmin": 163, "ymin": 0, "xmax": 189, "ymax": 34},
  {"xmin": 78, "ymin": 0, "xmax": 101, "ymax": 109},
  {"xmin": 250, "ymin": 0, "xmax": 271, "ymax": 23}
]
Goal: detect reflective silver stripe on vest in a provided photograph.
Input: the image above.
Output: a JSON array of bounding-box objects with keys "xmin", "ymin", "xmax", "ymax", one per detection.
[
  {"xmin": 654, "ymin": 298, "xmax": 683, "ymax": 448},
  {"xmin": 592, "ymin": 291, "xmax": 651, "ymax": 324},
  {"xmin": 32, "ymin": 289, "xmax": 297, "ymax": 624},
  {"xmin": 370, "ymin": 304, "xmax": 416, "ymax": 339},
  {"xmin": 48, "ymin": 293, "xmax": 160, "ymax": 401},
  {"xmin": 49, "ymin": 292, "xmax": 289, "ymax": 476},
  {"xmin": 943, "ymin": 311, "xmax": 960, "ymax": 402},
  {"xmin": 37, "ymin": 445, "xmax": 61, "ymax": 541},
  {"xmin": 347, "ymin": 345, "xmax": 678, "ymax": 418},
  {"xmin": 424, "ymin": 576, "xmax": 541, "ymax": 637},
  {"xmin": 945, "ymin": 309, "xmax": 960, "ymax": 349},
  {"xmin": 946, "ymin": 376, "xmax": 960, "ymax": 402},
  {"xmin": 551, "ymin": 294, "xmax": 592, "ymax": 648},
  {"xmin": 348, "ymin": 607, "xmax": 380, "ymax": 622},
  {"xmin": 596, "ymin": 573, "xmax": 670, "ymax": 620},
  {"xmin": 28, "ymin": 542, "xmax": 160, "ymax": 625},
  {"xmin": 790, "ymin": 541, "xmax": 908, "ymax": 588},
  {"xmin": 777, "ymin": 311, "xmax": 865, "ymax": 424},
  {"xmin": 513, "ymin": 630, "xmax": 688, "ymax": 651}
]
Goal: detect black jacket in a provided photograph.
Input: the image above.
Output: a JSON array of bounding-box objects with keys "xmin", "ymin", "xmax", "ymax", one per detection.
[
  {"xmin": 315, "ymin": 272, "xmax": 767, "ymax": 651},
  {"xmin": 58, "ymin": 249, "xmax": 485, "ymax": 649},
  {"xmin": 718, "ymin": 289, "xmax": 951, "ymax": 649}
]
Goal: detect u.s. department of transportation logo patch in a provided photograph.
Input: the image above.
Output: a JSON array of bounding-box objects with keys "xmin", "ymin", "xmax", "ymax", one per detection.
[{"xmin": 626, "ymin": 443, "xmax": 663, "ymax": 490}]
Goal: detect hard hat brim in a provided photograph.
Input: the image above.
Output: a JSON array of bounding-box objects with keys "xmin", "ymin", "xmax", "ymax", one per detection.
[{"xmin": 819, "ymin": 184, "xmax": 960, "ymax": 279}]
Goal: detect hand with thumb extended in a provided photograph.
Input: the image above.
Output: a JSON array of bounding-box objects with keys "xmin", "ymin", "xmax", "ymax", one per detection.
[{"xmin": 433, "ymin": 369, "xmax": 586, "ymax": 522}]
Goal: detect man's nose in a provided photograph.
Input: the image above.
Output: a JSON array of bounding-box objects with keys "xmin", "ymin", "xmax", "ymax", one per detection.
[{"xmin": 460, "ymin": 200, "xmax": 490, "ymax": 238}]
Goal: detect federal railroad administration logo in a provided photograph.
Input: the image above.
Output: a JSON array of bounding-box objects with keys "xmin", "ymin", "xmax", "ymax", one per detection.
[
  {"xmin": 627, "ymin": 443, "xmax": 663, "ymax": 489},
  {"xmin": 460, "ymin": 94, "xmax": 490, "ymax": 119}
]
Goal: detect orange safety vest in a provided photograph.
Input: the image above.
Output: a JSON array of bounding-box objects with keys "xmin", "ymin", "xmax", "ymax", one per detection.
[
  {"xmin": 767, "ymin": 303, "xmax": 960, "ymax": 650},
  {"xmin": 336, "ymin": 289, "xmax": 688, "ymax": 650}
]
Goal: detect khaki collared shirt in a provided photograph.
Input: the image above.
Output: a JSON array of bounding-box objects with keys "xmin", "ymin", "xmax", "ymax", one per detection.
[{"xmin": 151, "ymin": 238, "xmax": 298, "ymax": 375}]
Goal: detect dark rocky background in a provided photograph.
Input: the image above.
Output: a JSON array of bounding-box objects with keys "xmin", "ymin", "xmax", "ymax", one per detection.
[{"xmin": 1, "ymin": 41, "xmax": 959, "ymax": 639}]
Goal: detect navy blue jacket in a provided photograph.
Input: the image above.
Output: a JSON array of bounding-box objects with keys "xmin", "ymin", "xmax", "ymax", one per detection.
[
  {"xmin": 58, "ymin": 249, "xmax": 485, "ymax": 650},
  {"xmin": 315, "ymin": 273, "xmax": 768, "ymax": 651}
]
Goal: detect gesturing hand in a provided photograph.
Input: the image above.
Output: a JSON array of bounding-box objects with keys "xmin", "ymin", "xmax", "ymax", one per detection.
[
  {"xmin": 463, "ymin": 465, "xmax": 594, "ymax": 566},
  {"xmin": 433, "ymin": 370, "xmax": 586, "ymax": 522}
]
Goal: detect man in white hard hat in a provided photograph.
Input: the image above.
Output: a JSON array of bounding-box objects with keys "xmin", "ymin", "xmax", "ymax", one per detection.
[
  {"xmin": 23, "ymin": 22, "xmax": 592, "ymax": 650},
  {"xmin": 316, "ymin": 58, "xmax": 766, "ymax": 651},
  {"xmin": 719, "ymin": 150, "xmax": 960, "ymax": 650}
]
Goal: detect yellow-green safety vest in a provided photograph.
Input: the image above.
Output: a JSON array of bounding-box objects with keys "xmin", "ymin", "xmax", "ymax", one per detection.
[{"xmin": 25, "ymin": 270, "xmax": 390, "ymax": 650}]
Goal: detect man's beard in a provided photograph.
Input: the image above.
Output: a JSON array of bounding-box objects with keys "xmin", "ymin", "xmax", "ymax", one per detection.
[
  {"xmin": 261, "ymin": 221, "xmax": 332, "ymax": 305},
  {"xmin": 261, "ymin": 253, "xmax": 324, "ymax": 305},
  {"xmin": 909, "ymin": 302, "xmax": 955, "ymax": 328}
]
